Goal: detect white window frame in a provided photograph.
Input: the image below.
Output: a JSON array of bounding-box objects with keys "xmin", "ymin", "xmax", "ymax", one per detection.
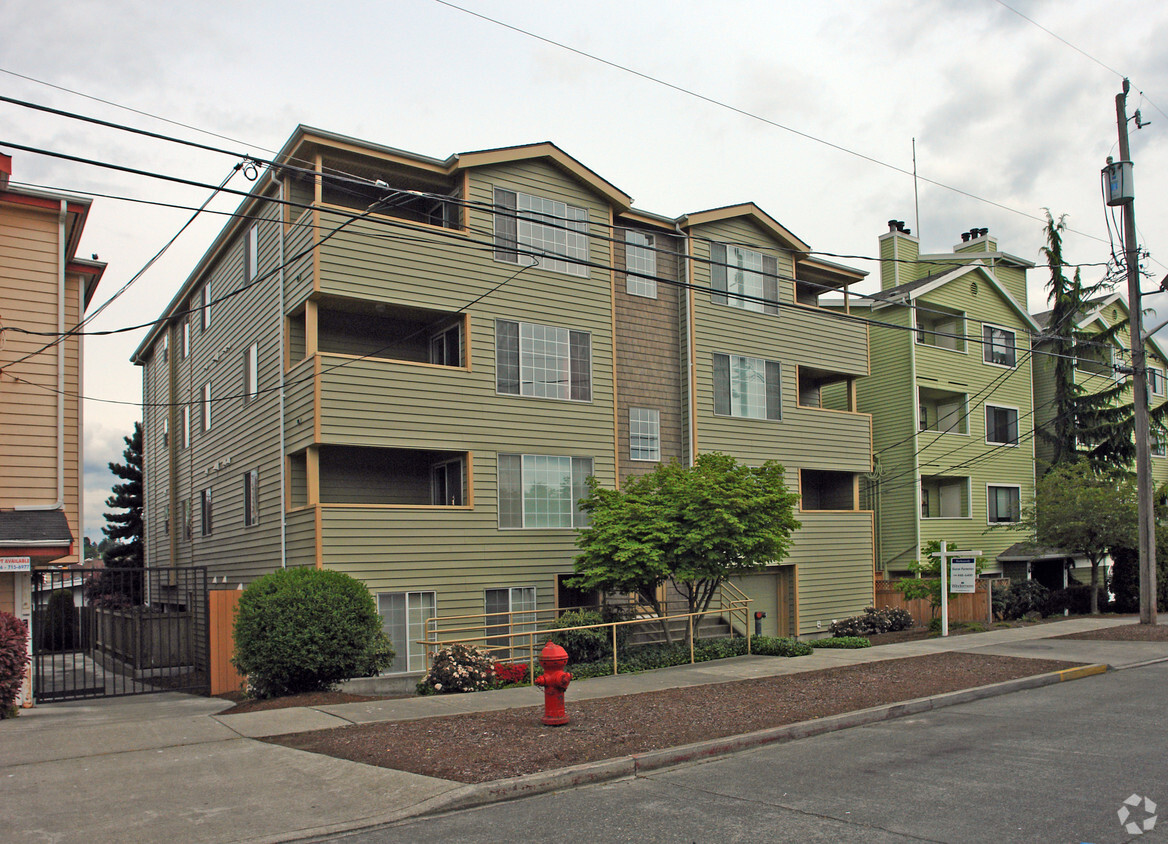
[
  {"xmin": 378, "ymin": 591, "xmax": 437, "ymax": 674},
  {"xmin": 625, "ymin": 230, "xmax": 657, "ymax": 298},
  {"xmin": 497, "ymin": 454, "xmax": 592, "ymax": 529},
  {"xmin": 244, "ymin": 342, "xmax": 259, "ymax": 400},
  {"xmin": 629, "ymin": 408, "xmax": 661, "ymax": 461},
  {"xmin": 495, "ymin": 319, "xmax": 591, "ymax": 402},
  {"xmin": 182, "ymin": 406, "xmax": 190, "ymax": 449},
  {"xmin": 202, "ymin": 382, "xmax": 212, "ymax": 432},
  {"xmin": 493, "ymin": 188, "xmax": 589, "ymax": 277},
  {"xmin": 1149, "ymin": 366, "xmax": 1165, "ymax": 398},
  {"xmin": 200, "ymin": 487, "xmax": 213, "ymax": 536},
  {"xmin": 1153, "ymin": 430, "xmax": 1166, "ymax": 458},
  {"xmin": 182, "ymin": 319, "xmax": 190, "ymax": 359},
  {"xmin": 712, "ymin": 353, "xmax": 782, "ymax": 420},
  {"xmin": 982, "ymin": 324, "xmax": 1017, "ymax": 368},
  {"xmin": 245, "ymin": 223, "xmax": 259, "ymax": 283},
  {"xmin": 986, "ymin": 484, "xmax": 1022, "ymax": 524},
  {"xmin": 244, "ymin": 469, "xmax": 259, "ymax": 527},
  {"xmin": 200, "ymin": 283, "xmax": 211, "ymax": 332},
  {"xmin": 984, "ymin": 403, "xmax": 1020, "ymax": 446}
]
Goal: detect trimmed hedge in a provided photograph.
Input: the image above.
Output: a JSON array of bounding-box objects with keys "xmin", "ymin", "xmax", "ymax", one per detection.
[
  {"xmin": 807, "ymin": 636, "xmax": 871, "ymax": 649},
  {"xmin": 0, "ymin": 612, "xmax": 30, "ymax": 717},
  {"xmin": 232, "ymin": 568, "xmax": 393, "ymax": 698}
]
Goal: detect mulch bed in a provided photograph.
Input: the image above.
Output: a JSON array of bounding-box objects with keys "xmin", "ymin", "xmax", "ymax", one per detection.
[
  {"xmin": 265, "ymin": 652, "xmax": 1078, "ymax": 783},
  {"xmin": 1056, "ymin": 622, "xmax": 1168, "ymax": 641},
  {"xmin": 217, "ymin": 690, "xmax": 406, "ymax": 715}
]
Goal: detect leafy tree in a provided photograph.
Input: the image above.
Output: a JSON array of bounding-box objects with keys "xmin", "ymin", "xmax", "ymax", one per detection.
[
  {"xmin": 1022, "ymin": 461, "xmax": 1137, "ymax": 613},
  {"xmin": 895, "ymin": 540, "xmax": 987, "ymax": 620},
  {"xmin": 102, "ymin": 422, "xmax": 143, "ymax": 570},
  {"xmin": 569, "ymin": 453, "xmax": 801, "ymax": 645}
]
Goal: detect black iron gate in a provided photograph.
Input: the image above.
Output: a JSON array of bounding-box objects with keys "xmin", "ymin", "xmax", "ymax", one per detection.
[{"xmin": 31, "ymin": 566, "xmax": 209, "ymax": 702}]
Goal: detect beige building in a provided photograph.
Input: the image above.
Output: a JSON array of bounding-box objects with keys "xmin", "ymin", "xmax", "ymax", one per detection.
[{"xmin": 0, "ymin": 153, "xmax": 104, "ymax": 703}]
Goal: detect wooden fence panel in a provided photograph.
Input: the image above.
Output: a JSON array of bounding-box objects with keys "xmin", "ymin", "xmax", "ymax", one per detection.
[
  {"xmin": 874, "ymin": 580, "xmax": 994, "ymax": 626},
  {"xmin": 209, "ymin": 589, "xmax": 246, "ymax": 695}
]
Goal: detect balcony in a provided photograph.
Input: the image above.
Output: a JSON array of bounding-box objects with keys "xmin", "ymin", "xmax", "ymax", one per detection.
[
  {"xmin": 289, "ymin": 446, "xmax": 470, "ymax": 508},
  {"xmin": 916, "ymin": 306, "xmax": 965, "ymax": 351},
  {"xmin": 918, "ymin": 386, "xmax": 968, "ymax": 435},
  {"xmin": 920, "ymin": 475, "xmax": 970, "ymax": 519}
]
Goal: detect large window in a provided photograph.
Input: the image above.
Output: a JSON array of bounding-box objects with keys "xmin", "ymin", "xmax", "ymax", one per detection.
[
  {"xmin": 485, "ymin": 586, "xmax": 536, "ymax": 657},
  {"xmin": 987, "ymin": 485, "xmax": 1021, "ymax": 523},
  {"xmin": 378, "ymin": 591, "xmax": 436, "ymax": 673},
  {"xmin": 496, "ymin": 319, "xmax": 591, "ymax": 401},
  {"xmin": 498, "ymin": 454, "xmax": 592, "ymax": 529},
  {"xmin": 985, "ymin": 405, "xmax": 1019, "ymax": 445},
  {"xmin": 710, "ymin": 243, "xmax": 778, "ymax": 314},
  {"xmin": 629, "ymin": 408, "xmax": 661, "ymax": 461},
  {"xmin": 713, "ymin": 353, "xmax": 781, "ymax": 420},
  {"xmin": 494, "ymin": 188, "xmax": 589, "ymax": 277},
  {"xmin": 625, "ymin": 230, "xmax": 657, "ymax": 298},
  {"xmin": 983, "ymin": 325, "xmax": 1017, "ymax": 367}
]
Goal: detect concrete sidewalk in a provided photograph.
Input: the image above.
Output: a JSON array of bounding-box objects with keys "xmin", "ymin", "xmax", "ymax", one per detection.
[{"xmin": 1, "ymin": 616, "xmax": 1163, "ymax": 844}]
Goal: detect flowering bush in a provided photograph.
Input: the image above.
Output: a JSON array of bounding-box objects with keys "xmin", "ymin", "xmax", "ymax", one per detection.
[
  {"xmin": 492, "ymin": 661, "xmax": 530, "ymax": 685},
  {"xmin": 830, "ymin": 606, "xmax": 913, "ymax": 637},
  {"xmin": 0, "ymin": 611, "xmax": 30, "ymax": 718},
  {"xmin": 416, "ymin": 643, "xmax": 496, "ymax": 695}
]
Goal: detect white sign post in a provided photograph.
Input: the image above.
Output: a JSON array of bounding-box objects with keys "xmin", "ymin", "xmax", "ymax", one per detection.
[{"xmin": 931, "ymin": 543, "xmax": 981, "ymax": 637}]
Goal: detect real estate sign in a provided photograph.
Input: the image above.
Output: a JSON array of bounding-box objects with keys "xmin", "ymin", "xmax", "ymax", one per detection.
[
  {"xmin": 0, "ymin": 557, "xmax": 31, "ymax": 572},
  {"xmin": 950, "ymin": 557, "xmax": 976, "ymax": 594}
]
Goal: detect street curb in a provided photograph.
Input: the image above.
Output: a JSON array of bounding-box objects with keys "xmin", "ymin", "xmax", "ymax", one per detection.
[{"xmin": 408, "ymin": 663, "xmax": 1111, "ymax": 821}]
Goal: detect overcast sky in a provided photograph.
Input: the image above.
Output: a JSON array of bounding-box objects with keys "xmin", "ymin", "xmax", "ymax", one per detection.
[{"xmin": 3, "ymin": 0, "xmax": 1167, "ymax": 541}]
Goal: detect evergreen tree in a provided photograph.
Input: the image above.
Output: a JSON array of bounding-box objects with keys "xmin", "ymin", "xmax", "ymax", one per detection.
[{"xmin": 102, "ymin": 422, "xmax": 143, "ymax": 570}]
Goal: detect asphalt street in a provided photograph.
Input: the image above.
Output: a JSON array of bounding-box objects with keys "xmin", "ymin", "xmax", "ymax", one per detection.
[{"xmin": 322, "ymin": 661, "xmax": 1168, "ymax": 844}]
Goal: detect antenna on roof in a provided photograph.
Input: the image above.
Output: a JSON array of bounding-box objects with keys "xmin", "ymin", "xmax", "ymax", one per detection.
[{"xmin": 912, "ymin": 138, "xmax": 921, "ymax": 243}]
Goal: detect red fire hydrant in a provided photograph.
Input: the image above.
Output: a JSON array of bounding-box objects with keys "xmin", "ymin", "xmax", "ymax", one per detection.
[{"xmin": 534, "ymin": 640, "xmax": 572, "ymax": 726}]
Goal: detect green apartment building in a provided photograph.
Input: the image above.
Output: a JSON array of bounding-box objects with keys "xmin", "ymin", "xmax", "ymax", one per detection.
[
  {"xmin": 131, "ymin": 128, "xmax": 878, "ymax": 668},
  {"xmin": 848, "ymin": 222, "xmax": 1038, "ymax": 577}
]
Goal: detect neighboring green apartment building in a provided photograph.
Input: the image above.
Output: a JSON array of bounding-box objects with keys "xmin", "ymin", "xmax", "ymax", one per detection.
[
  {"xmin": 131, "ymin": 127, "xmax": 877, "ymax": 669},
  {"xmin": 846, "ymin": 222, "xmax": 1038, "ymax": 577}
]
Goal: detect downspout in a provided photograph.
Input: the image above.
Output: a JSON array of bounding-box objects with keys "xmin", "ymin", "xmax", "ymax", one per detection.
[
  {"xmin": 676, "ymin": 222, "xmax": 695, "ymax": 467},
  {"xmin": 17, "ymin": 200, "xmax": 67, "ymax": 511},
  {"xmin": 277, "ymin": 179, "xmax": 287, "ymax": 567}
]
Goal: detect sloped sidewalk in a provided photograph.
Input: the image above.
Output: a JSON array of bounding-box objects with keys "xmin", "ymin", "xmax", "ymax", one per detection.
[{"xmin": 2, "ymin": 616, "xmax": 1162, "ymax": 844}]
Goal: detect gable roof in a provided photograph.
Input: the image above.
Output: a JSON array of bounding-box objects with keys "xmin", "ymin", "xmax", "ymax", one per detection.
[
  {"xmin": 677, "ymin": 203, "xmax": 810, "ymax": 253},
  {"xmin": 871, "ymin": 262, "xmax": 1041, "ymax": 331},
  {"xmin": 454, "ymin": 142, "xmax": 632, "ymax": 210}
]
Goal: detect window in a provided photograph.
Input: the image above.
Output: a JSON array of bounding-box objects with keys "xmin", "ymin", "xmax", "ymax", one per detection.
[
  {"xmin": 429, "ymin": 324, "xmax": 462, "ymax": 367},
  {"xmin": 182, "ymin": 319, "xmax": 190, "ymax": 359},
  {"xmin": 182, "ymin": 406, "xmax": 190, "ymax": 449},
  {"xmin": 496, "ymin": 319, "xmax": 591, "ymax": 401},
  {"xmin": 713, "ymin": 353, "xmax": 781, "ymax": 420},
  {"xmin": 625, "ymin": 231, "xmax": 657, "ymax": 298},
  {"xmin": 181, "ymin": 499, "xmax": 192, "ymax": 540},
  {"xmin": 200, "ymin": 488, "xmax": 213, "ymax": 536},
  {"xmin": 202, "ymin": 383, "xmax": 212, "ymax": 432},
  {"xmin": 987, "ymin": 485, "xmax": 1021, "ymax": 523},
  {"xmin": 1149, "ymin": 367, "xmax": 1165, "ymax": 398},
  {"xmin": 629, "ymin": 408, "xmax": 661, "ymax": 461},
  {"xmin": 485, "ymin": 586, "xmax": 536, "ymax": 657},
  {"xmin": 244, "ymin": 223, "xmax": 258, "ymax": 283},
  {"xmin": 243, "ymin": 470, "xmax": 259, "ymax": 526},
  {"xmin": 1153, "ymin": 431, "xmax": 1166, "ymax": 458},
  {"xmin": 431, "ymin": 457, "xmax": 466, "ymax": 506},
  {"xmin": 162, "ymin": 417, "xmax": 169, "ymax": 448},
  {"xmin": 983, "ymin": 325, "xmax": 1017, "ymax": 367},
  {"xmin": 161, "ymin": 333, "xmax": 169, "ymax": 364},
  {"xmin": 918, "ymin": 404, "xmax": 928, "ymax": 432},
  {"xmin": 498, "ymin": 454, "xmax": 592, "ymax": 529},
  {"xmin": 494, "ymin": 188, "xmax": 589, "ymax": 277},
  {"xmin": 710, "ymin": 243, "xmax": 778, "ymax": 314},
  {"xmin": 985, "ymin": 405, "xmax": 1019, "ymax": 445},
  {"xmin": 378, "ymin": 591, "xmax": 436, "ymax": 673},
  {"xmin": 920, "ymin": 482, "xmax": 930, "ymax": 518},
  {"xmin": 244, "ymin": 342, "xmax": 259, "ymax": 400},
  {"xmin": 200, "ymin": 284, "xmax": 211, "ymax": 332}
]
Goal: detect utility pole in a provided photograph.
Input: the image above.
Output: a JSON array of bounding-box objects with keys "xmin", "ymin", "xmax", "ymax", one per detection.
[{"xmin": 1111, "ymin": 79, "xmax": 1157, "ymax": 625}]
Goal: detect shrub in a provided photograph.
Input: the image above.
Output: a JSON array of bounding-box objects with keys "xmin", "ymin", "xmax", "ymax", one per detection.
[
  {"xmin": 232, "ymin": 568, "xmax": 393, "ymax": 699},
  {"xmin": 751, "ymin": 636, "xmax": 813, "ymax": 657},
  {"xmin": 808, "ymin": 636, "xmax": 871, "ymax": 649},
  {"xmin": 1043, "ymin": 585, "xmax": 1094, "ymax": 617},
  {"xmin": 999, "ymin": 580, "xmax": 1050, "ymax": 620},
  {"xmin": 41, "ymin": 589, "xmax": 79, "ymax": 652},
  {"xmin": 549, "ymin": 610, "xmax": 612, "ymax": 663},
  {"xmin": 492, "ymin": 661, "xmax": 530, "ymax": 686},
  {"xmin": 830, "ymin": 606, "xmax": 913, "ymax": 637},
  {"xmin": 417, "ymin": 643, "xmax": 495, "ymax": 694},
  {"xmin": 0, "ymin": 612, "xmax": 30, "ymax": 718}
]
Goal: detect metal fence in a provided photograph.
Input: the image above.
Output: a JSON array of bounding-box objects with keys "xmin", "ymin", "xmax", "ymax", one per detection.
[{"xmin": 31, "ymin": 566, "xmax": 209, "ymax": 702}]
